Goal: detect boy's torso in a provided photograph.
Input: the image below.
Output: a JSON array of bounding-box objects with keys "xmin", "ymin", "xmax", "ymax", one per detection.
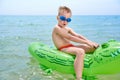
[{"xmin": 52, "ymin": 26, "xmax": 71, "ymax": 49}]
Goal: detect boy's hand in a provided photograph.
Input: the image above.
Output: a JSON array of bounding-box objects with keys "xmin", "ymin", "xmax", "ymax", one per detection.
[
  {"xmin": 86, "ymin": 41, "xmax": 99, "ymax": 49},
  {"xmin": 86, "ymin": 42, "xmax": 94, "ymax": 48},
  {"xmin": 91, "ymin": 42, "xmax": 99, "ymax": 49}
]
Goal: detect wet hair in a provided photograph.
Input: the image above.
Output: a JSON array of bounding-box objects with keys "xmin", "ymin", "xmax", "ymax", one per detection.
[{"xmin": 58, "ymin": 6, "xmax": 72, "ymax": 16}]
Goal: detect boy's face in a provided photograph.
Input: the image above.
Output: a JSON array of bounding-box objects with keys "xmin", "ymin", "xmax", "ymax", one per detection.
[{"xmin": 57, "ymin": 11, "xmax": 71, "ymax": 28}]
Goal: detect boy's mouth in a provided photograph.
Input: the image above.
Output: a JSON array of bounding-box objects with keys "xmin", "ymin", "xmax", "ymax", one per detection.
[{"xmin": 63, "ymin": 24, "xmax": 66, "ymax": 26}]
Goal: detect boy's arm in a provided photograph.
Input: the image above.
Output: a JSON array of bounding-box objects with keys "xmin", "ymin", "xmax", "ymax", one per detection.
[
  {"xmin": 69, "ymin": 28, "xmax": 88, "ymax": 40},
  {"xmin": 54, "ymin": 27, "xmax": 93, "ymax": 47},
  {"xmin": 69, "ymin": 28, "xmax": 99, "ymax": 48}
]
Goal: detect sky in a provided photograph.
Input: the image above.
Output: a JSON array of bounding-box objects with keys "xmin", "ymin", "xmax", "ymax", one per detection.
[{"xmin": 0, "ymin": 0, "xmax": 120, "ymax": 15}]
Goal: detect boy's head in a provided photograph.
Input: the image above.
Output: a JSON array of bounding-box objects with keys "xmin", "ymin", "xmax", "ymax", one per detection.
[
  {"xmin": 57, "ymin": 6, "xmax": 72, "ymax": 27},
  {"xmin": 58, "ymin": 6, "xmax": 72, "ymax": 16}
]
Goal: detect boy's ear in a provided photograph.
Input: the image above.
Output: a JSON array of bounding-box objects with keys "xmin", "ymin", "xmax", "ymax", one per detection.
[{"xmin": 56, "ymin": 16, "xmax": 59, "ymax": 20}]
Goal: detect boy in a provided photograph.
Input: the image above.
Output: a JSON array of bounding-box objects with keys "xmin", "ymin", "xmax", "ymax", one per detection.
[{"xmin": 52, "ymin": 6, "xmax": 99, "ymax": 80}]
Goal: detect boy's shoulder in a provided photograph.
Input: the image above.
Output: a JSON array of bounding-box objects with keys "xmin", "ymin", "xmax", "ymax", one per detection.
[
  {"xmin": 53, "ymin": 25, "xmax": 59, "ymax": 30},
  {"xmin": 53, "ymin": 25, "xmax": 59, "ymax": 33}
]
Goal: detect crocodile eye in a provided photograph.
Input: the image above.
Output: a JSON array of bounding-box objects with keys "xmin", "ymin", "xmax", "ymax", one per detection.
[{"xmin": 101, "ymin": 43, "xmax": 109, "ymax": 49}]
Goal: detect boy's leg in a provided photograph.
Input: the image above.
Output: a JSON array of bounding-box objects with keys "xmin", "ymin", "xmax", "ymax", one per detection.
[
  {"xmin": 75, "ymin": 44, "xmax": 97, "ymax": 53},
  {"xmin": 61, "ymin": 47, "xmax": 85, "ymax": 80}
]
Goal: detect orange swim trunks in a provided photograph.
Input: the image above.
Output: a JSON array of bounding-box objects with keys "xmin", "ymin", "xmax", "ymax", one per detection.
[{"xmin": 58, "ymin": 44, "xmax": 74, "ymax": 51}]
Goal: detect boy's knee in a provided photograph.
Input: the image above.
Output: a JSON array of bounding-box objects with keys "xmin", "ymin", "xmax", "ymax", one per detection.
[{"xmin": 76, "ymin": 49, "xmax": 85, "ymax": 56}]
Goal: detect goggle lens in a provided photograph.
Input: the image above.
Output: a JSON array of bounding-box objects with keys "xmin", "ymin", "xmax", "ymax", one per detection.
[{"xmin": 59, "ymin": 16, "xmax": 71, "ymax": 22}]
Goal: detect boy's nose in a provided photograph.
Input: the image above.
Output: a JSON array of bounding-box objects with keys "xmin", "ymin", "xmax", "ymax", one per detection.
[{"xmin": 63, "ymin": 21, "xmax": 67, "ymax": 23}]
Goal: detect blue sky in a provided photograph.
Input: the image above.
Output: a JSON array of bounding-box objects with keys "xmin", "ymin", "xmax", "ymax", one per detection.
[{"xmin": 0, "ymin": 0, "xmax": 120, "ymax": 15}]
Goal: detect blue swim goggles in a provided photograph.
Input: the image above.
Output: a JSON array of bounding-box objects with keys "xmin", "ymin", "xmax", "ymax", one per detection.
[{"xmin": 59, "ymin": 16, "xmax": 71, "ymax": 22}]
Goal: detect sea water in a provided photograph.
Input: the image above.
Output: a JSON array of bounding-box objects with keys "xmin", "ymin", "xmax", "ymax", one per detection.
[{"xmin": 0, "ymin": 15, "xmax": 120, "ymax": 80}]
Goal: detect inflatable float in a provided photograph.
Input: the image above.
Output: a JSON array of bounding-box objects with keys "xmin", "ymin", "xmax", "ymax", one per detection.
[{"xmin": 28, "ymin": 40, "xmax": 120, "ymax": 79}]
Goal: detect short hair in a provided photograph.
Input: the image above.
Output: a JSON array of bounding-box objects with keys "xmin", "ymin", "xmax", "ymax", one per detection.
[{"xmin": 58, "ymin": 6, "xmax": 72, "ymax": 16}]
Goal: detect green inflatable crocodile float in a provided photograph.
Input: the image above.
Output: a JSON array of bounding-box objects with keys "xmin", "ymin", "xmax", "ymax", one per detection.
[{"xmin": 28, "ymin": 40, "xmax": 120, "ymax": 79}]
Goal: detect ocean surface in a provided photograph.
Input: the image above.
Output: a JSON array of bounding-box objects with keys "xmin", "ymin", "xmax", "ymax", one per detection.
[{"xmin": 0, "ymin": 15, "xmax": 120, "ymax": 80}]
